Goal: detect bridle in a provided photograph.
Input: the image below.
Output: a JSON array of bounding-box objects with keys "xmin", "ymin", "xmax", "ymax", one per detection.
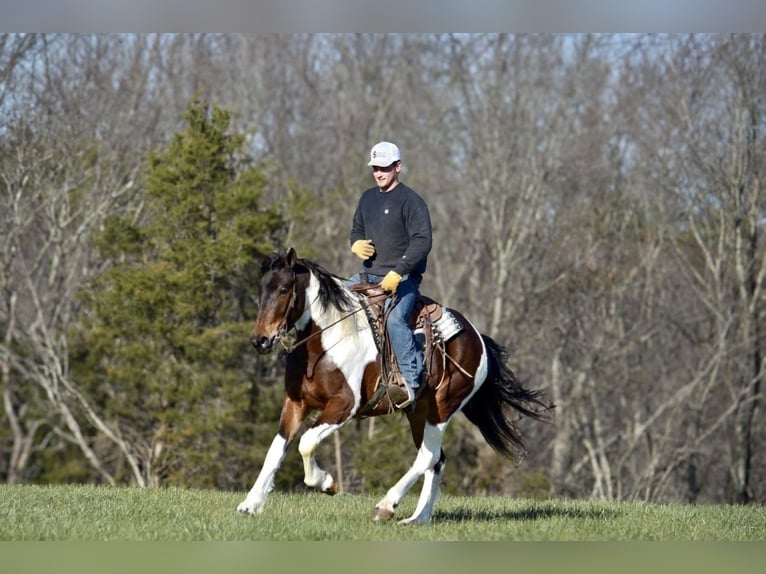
[{"xmin": 274, "ymin": 274, "xmax": 299, "ymax": 342}]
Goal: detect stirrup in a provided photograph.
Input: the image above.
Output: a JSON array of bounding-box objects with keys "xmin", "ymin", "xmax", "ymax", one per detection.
[{"xmin": 395, "ymin": 384, "xmax": 422, "ymax": 412}]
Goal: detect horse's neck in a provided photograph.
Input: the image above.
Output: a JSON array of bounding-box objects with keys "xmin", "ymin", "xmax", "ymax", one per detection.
[{"xmin": 303, "ymin": 273, "xmax": 370, "ymax": 342}]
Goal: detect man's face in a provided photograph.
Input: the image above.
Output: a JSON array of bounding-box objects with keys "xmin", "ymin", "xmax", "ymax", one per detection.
[{"xmin": 371, "ymin": 161, "xmax": 400, "ymax": 191}]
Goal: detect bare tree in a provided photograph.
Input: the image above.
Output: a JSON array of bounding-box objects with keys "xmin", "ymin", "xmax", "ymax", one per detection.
[
  {"xmin": 656, "ymin": 35, "xmax": 765, "ymax": 503},
  {"xmin": 1, "ymin": 35, "xmax": 171, "ymax": 484}
]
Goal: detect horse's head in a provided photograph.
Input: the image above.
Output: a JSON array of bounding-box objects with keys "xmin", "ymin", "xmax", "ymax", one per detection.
[{"xmin": 250, "ymin": 247, "xmax": 305, "ymax": 353}]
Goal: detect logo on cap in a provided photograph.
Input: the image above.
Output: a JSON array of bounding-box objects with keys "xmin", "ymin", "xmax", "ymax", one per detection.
[{"xmin": 368, "ymin": 141, "xmax": 400, "ymax": 166}]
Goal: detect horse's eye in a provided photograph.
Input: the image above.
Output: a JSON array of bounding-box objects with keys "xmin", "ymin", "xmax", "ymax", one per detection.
[{"xmin": 279, "ymin": 287, "xmax": 290, "ymax": 295}]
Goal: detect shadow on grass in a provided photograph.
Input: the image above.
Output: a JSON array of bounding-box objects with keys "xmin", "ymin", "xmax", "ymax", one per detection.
[{"xmin": 433, "ymin": 502, "xmax": 623, "ymax": 523}]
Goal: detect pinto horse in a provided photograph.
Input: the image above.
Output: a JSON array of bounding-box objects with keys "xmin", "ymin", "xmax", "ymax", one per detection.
[{"xmin": 236, "ymin": 248, "xmax": 549, "ymax": 524}]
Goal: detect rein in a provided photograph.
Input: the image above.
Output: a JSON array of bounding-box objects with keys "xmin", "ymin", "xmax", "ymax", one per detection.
[{"xmin": 280, "ymin": 304, "xmax": 366, "ymax": 354}]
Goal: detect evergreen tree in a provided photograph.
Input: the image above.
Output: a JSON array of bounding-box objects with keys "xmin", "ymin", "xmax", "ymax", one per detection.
[{"xmin": 70, "ymin": 100, "xmax": 288, "ymax": 487}]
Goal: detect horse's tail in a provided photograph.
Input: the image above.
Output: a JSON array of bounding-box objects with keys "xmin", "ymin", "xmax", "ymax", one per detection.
[{"xmin": 462, "ymin": 334, "xmax": 551, "ymax": 459}]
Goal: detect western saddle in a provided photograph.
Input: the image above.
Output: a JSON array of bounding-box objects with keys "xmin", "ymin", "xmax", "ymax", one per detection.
[{"xmin": 349, "ymin": 282, "xmax": 464, "ymax": 414}]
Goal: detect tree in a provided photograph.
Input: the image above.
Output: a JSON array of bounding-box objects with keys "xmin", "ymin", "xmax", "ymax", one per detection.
[
  {"xmin": 657, "ymin": 35, "xmax": 765, "ymax": 503},
  {"xmin": 70, "ymin": 99, "xmax": 288, "ymax": 487},
  {"xmin": 1, "ymin": 34, "xmax": 159, "ymax": 484}
]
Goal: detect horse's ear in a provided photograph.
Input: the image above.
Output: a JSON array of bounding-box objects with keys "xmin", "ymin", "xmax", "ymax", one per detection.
[
  {"xmin": 256, "ymin": 251, "xmax": 272, "ymax": 273},
  {"xmin": 285, "ymin": 247, "xmax": 297, "ymax": 267}
]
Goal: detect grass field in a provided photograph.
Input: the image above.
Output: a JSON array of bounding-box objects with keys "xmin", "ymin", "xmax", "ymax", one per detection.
[
  {"xmin": 1, "ymin": 483, "xmax": 764, "ymax": 541},
  {"xmin": 2, "ymin": 485, "xmax": 764, "ymax": 574}
]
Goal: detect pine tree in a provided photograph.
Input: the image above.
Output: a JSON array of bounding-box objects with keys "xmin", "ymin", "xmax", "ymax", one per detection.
[{"xmin": 70, "ymin": 100, "xmax": 289, "ymax": 487}]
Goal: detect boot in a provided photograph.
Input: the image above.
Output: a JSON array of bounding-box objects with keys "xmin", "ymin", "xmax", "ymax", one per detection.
[{"xmin": 396, "ymin": 373, "xmax": 425, "ymax": 412}]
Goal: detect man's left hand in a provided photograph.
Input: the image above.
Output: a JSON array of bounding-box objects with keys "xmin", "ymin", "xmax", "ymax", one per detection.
[{"xmin": 380, "ymin": 271, "xmax": 402, "ymax": 293}]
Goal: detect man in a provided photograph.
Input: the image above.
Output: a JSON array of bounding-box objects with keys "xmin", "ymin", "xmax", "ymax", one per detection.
[{"xmin": 349, "ymin": 141, "xmax": 433, "ymax": 409}]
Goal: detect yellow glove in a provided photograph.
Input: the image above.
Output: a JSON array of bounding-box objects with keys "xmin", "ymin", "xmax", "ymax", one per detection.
[
  {"xmin": 380, "ymin": 271, "xmax": 402, "ymax": 293},
  {"xmin": 351, "ymin": 239, "xmax": 375, "ymax": 260}
]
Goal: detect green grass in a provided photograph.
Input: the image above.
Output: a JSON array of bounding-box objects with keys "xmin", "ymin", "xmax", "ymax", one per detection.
[{"xmin": 1, "ymin": 484, "xmax": 764, "ymax": 541}]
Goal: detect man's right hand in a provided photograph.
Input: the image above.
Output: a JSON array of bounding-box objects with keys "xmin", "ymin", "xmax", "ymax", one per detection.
[{"xmin": 351, "ymin": 239, "xmax": 375, "ymax": 260}]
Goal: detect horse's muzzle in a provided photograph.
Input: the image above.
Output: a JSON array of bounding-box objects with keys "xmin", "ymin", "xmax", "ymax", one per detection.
[{"xmin": 250, "ymin": 335, "xmax": 275, "ymax": 354}]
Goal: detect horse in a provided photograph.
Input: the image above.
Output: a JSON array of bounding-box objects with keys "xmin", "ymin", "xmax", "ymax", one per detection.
[{"xmin": 236, "ymin": 247, "xmax": 550, "ymax": 524}]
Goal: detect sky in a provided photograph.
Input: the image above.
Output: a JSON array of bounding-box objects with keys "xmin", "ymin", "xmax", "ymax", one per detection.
[{"xmin": 1, "ymin": 0, "xmax": 765, "ymax": 32}]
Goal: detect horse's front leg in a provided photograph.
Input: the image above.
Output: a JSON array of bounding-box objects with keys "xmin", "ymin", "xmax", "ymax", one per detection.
[
  {"xmin": 299, "ymin": 396, "xmax": 354, "ymax": 494},
  {"xmin": 237, "ymin": 398, "xmax": 305, "ymax": 516},
  {"xmin": 236, "ymin": 432, "xmax": 288, "ymax": 516}
]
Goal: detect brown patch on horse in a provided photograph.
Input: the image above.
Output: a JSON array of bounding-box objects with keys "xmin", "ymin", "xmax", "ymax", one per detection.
[
  {"xmin": 285, "ymin": 336, "xmax": 356, "ymax": 417},
  {"xmin": 279, "ymin": 328, "xmax": 358, "ymax": 439},
  {"xmin": 357, "ymin": 360, "xmax": 402, "ymax": 416},
  {"xmin": 424, "ymin": 313, "xmax": 483, "ymax": 423},
  {"xmin": 277, "ymin": 398, "xmax": 310, "ymax": 442},
  {"xmin": 404, "ymin": 404, "xmax": 428, "ymax": 448}
]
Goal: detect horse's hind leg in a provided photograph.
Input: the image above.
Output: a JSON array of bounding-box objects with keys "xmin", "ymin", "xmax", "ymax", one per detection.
[
  {"xmin": 401, "ymin": 449, "xmax": 446, "ymax": 525},
  {"xmin": 372, "ymin": 421, "xmax": 448, "ymax": 524}
]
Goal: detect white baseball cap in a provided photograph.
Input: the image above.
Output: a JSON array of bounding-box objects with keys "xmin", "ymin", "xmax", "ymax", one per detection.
[{"xmin": 368, "ymin": 141, "xmax": 401, "ymax": 167}]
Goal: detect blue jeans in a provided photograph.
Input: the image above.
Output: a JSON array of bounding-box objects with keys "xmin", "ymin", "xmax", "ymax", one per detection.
[{"xmin": 347, "ymin": 272, "xmax": 423, "ymax": 391}]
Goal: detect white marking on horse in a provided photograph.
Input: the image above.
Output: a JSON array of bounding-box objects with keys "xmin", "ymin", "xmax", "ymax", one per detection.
[
  {"xmin": 304, "ymin": 273, "xmax": 377, "ymax": 412},
  {"xmin": 236, "ymin": 434, "xmax": 288, "ymax": 515},
  {"xmin": 299, "ymin": 423, "xmax": 343, "ymax": 491}
]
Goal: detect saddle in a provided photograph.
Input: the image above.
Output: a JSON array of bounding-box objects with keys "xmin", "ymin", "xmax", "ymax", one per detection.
[{"xmin": 349, "ymin": 282, "xmax": 464, "ymax": 414}]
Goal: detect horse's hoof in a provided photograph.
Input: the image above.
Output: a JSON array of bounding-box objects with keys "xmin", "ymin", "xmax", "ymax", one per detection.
[
  {"xmin": 318, "ymin": 473, "xmax": 337, "ymax": 495},
  {"xmin": 236, "ymin": 499, "xmax": 263, "ymax": 515},
  {"xmin": 323, "ymin": 482, "xmax": 338, "ymax": 496},
  {"xmin": 399, "ymin": 515, "xmax": 430, "ymax": 525},
  {"xmin": 371, "ymin": 507, "xmax": 395, "ymax": 521}
]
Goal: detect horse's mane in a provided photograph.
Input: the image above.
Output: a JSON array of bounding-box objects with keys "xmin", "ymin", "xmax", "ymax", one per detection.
[
  {"xmin": 298, "ymin": 257, "xmax": 356, "ymax": 312},
  {"xmin": 263, "ymin": 251, "xmax": 356, "ymax": 313}
]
